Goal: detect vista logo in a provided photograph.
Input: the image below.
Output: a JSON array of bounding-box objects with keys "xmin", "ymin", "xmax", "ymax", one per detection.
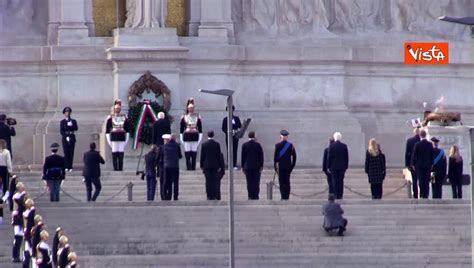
[{"xmin": 404, "ymin": 43, "xmax": 449, "ymax": 65}]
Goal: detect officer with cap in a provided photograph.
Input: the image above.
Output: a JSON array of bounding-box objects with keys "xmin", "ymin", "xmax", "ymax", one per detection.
[
  {"xmin": 60, "ymin": 107, "xmax": 78, "ymax": 172},
  {"xmin": 431, "ymin": 137, "xmax": 447, "ymax": 199},
  {"xmin": 274, "ymin": 130, "xmax": 297, "ymax": 200},
  {"xmin": 42, "ymin": 143, "xmax": 66, "ymax": 202}
]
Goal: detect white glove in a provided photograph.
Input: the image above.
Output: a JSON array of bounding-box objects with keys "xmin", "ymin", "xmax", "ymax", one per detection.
[
  {"xmin": 180, "ymin": 134, "xmax": 184, "ymax": 144},
  {"xmin": 66, "ymin": 137, "xmax": 70, "ymax": 143},
  {"xmin": 125, "ymin": 133, "xmax": 130, "ymax": 144},
  {"xmin": 198, "ymin": 133, "xmax": 203, "ymax": 144},
  {"xmin": 106, "ymin": 134, "xmax": 112, "ymax": 147},
  {"xmin": 67, "ymin": 121, "xmax": 73, "ymax": 127}
]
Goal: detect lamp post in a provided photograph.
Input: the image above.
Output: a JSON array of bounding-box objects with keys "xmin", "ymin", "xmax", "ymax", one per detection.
[{"xmin": 198, "ymin": 88, "xmax": 235, "ymax": 268}]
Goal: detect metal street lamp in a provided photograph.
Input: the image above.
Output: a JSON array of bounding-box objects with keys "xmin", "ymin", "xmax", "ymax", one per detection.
[
  {"xmin": 438, "ymin": 14, "xmax": 474, "ymax": 263},
  {"xmin": 198, "ymin": 88, "xmax": 236, "ymax": 268},
  {"xmin": 438, "ymin": 16, "xmax": 474, "ymax": 25}
]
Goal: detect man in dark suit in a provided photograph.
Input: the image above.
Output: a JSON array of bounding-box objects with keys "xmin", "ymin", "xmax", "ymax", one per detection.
[
  {"xmin": 411, "ymin": 130, "xmax": 434, "ymax": 199},
  {"xmin": 152, "ymin": 112, "xmax": 171, "ymax": 147},
  {"xmin": 200, "ymin": 130, "xmax": 225, "ymax": 200},
  {"xmin": 322, "ymin": 194, "xmax": 348, "ymax": 236},
  {"xmin": 82, "ymin": 142, "xmax": 105, "ymax": 202},
  {"xmin": 162, "ymin": 134, "xmax": 182, "ymax": 201},
  {"xmin": 222, "ymin": 106, "xmax": 242, "ymax": 169},
  {"xmin": 241, "ymin": 131, "xmax": 264, "ymax": 200},
  {"xmin": 0, "ymin": 114, "xmax": 15, "ymax": 157},
  {"xmin": 327, "ymin": 132, "xmax": 349, "ymax": 199},
  {"xmin": 274, "ymin": 130, "xmax": 297, "ymax": 200},
  {"xmin": 157, "ymin": 135, "xmax": 170, "ymax": 201},
  {"xmin": 42, "ymin": 143, "xmax": 66, "ymax": 202},
  {"xmin": 60, "ymin": 107, "xmax": 78, "ymax": 172},
  {"xmin": 405, "ymin": 127, "xmax": 420, "ymax": 198},
  {"xmin": 322, "ymin": 137, "xmax": 335, "ymax": 195},
  {"xmin": 144, "ymin": 144, "xmax": 160, "ymax": 201},
  {"xmin": 430, "ymin": 137, "xmax": 446, "ymax": 199}
]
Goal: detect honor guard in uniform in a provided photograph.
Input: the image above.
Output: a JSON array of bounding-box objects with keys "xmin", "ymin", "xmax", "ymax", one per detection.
[
  {"xmin": 11, "ymin": 210, "xmax": 24, "ymax": 263},
  {"xmin": 221, "ymin": 106, "xmax": 242, "ymax": 169},
  {"xmin": 57, "ymin": 235, "xmax": 70, "ymax": 268},
  {"xmin": 53, "ymin": 227, "xmax": 65, "ymax": 268},
  {"xmin": 431, "ymin": 137, "xmax": 447, "ymax": 199},
  {"xmin": 31, "ymin": 215, "xmax": 44, "ymax": 263},
  {"xmin": 43, "ymin": 143, "xmax": 66, "ymax": 202},
  {"xmin": 60, "ymin": 107, "xmax": 78, "ymax": 172},
  {"xmin": 37, "ymin": 230, "xmax": 53, "ymax": 268},
  {"xmin": 274, "ymin": 130, "xmax": 297, "ymax": 200},
  {"xmin": 8, "ymin": 174, "xmax": 19, "ymax": 211},
  {"xmin": 67, "ymin": 252, "xmax": 78, "ymax": 268},
  {"xmin": 180, "ymin": 99, "xmax": 202, "ymax": 170},
  {"xmin": 12, "ymin": 182, "xmax": 26, "ymax": 215},
  {"xmin": 23, "ymin": 198, "xmax": 36, "ymax": 268},
  {"xmin": 105, "ymin": 99, "xmax": 130, "ymax": 171}
]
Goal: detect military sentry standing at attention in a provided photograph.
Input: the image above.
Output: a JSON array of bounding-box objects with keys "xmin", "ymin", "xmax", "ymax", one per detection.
[
  {"xmin": 60, "ymin": 107, "xmax": 78, "ymax": 172},
  {"xmin": 274, "ymin": 130, "xmax": 297, "ymax": 200}
]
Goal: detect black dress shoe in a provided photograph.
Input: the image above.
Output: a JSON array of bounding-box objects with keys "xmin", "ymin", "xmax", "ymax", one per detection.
[{"xmin": 12, "ymin": 258, "xmax": 21, "ymax": 263}]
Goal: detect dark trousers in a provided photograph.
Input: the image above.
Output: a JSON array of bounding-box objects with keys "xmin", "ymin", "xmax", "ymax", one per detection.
[
  {"xmin": 325, "ymin": 219, "xmax": 348, "ymax": 235},
  {"xmin": 432, "ymin": 174, "xmax": 444, "ymax": 199},
  {"xmin": 112, "ymin": 152, "xmax": 124, "ymax": 171},
  {"xmin": 12, "ymin": 234, "xmax": 23, "ymax": 260},
  {"xmin": 184, "ymin": 152, "xmax": 198, "ymax": 171},
  {"xmin": 85, "ymin": 177, "xmax": 102, "ymax": 201},
  {"xmin": 370, "ymin": 183, "xmax": 383, "ymax": 199},
  {"xmin": 23, "ymin": 247, "xmax": 31, "ymax": 268},
  {"xmin": 62, "ymin": 138, "xmax": 75, "ymax": 170},
  {"xmin": 0, "ymin": 166, "xmax": 8, "ymax": 195},
  {"xmin": 331, "ymin": 169, "xmax": 345, "ymax": 199},
  {"xmin": 410, "ymin": 169, "xmax": 418, "ymax": 199},
  {"xmin": 278, "ymin": 168, "xmax": 291, "ymax": 200},
  {"xmin": 325, "ymin": 172, "xmax": 334, "ymax": 195},
  {"xmin": 204, "ymin": 168, "xmax": 220, "ymax": 200},
  {"xmin": 416, "ymin": 168, "xmax": 431, "ymax": 199},
  {"xmin": 146, "ymin": 175, "xmax": 157, "ymax": 201},
  {"xmin": 225, "ymin": 136, "xmax": 239, "ymax": 167},
  {"xmin": 47, "ymin": 180, "xmax": 61, "ymax": 202},
  {"xmin": 244, "ymin": 169, "xmax": 261, "ymax": 200},
  {"xmin": 159, "ymin": 169, "xmax": 164, "ymax": 200},
  {"xmin": 451, "ymin": 176, "xmax": 463, "ymax": 199},
  {"xmin": 164, "ymin": 167, "xmax": 179, "ymax": 200}
]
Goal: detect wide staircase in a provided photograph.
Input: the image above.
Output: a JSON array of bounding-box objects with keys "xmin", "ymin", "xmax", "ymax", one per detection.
[{"xmin": 0, "ymin": 168, "xmax": 471, "ymax": 267}]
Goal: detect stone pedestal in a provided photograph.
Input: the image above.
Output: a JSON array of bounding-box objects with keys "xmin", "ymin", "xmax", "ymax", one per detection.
[{"xmin": 104, "ymin": 27, "xmax": 188, "ymax": 162}]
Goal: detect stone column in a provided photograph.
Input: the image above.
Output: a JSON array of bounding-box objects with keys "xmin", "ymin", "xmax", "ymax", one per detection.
[
  {"xmin": 85, "ymin": 0, "xmax": 96, "ymax": 36},
  {"xmin": 57, "ymin": 0, "xmax": 91, "ymax": 45},
  {"xmin": 48, "ymin": 0, "xmax": 61, "ymax": 45},
  {"xmin": 198, "ymin": 0, "xmax": 234, "ymax": 43},
  {"xmin": 186, "ymin": 0, "xmax": 201, "ymax": 36}
]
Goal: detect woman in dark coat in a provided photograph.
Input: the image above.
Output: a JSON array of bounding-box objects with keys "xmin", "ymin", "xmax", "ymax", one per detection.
[
  {"xmin": 365, "ymin": 139, "xmax": 386, "ymax": 199},
  {"xmin": 448, "ymin": 145, "xmax": 463, "ymax": 199}
]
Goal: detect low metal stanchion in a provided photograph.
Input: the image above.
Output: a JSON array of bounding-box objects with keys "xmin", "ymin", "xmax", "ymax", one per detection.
[
  {"xmin": 267, "ymin": 181, "xmax": 273, "ymax": 200},
  {"xmin": 127, "ymin": 182, "xmax": 134, "ymax": 201}
]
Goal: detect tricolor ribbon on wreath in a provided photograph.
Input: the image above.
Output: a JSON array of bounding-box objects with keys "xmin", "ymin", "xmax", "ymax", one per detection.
[{"xmin": 132, "ymin": 100, "xmax": 158, "ymax": 149}]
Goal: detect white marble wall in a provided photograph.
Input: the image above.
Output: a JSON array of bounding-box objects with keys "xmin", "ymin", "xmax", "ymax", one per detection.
[{"xmin": 0, "ymin": 0, "xmax": 473, "ymax": 168}]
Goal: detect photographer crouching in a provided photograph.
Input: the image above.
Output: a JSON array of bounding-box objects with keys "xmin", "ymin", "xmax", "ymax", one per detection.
[{"xmin": 0, "ymin": 114, "xmax": 16, "ymax": 157}]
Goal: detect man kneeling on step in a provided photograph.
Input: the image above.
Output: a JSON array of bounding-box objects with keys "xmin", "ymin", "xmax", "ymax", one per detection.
[{"xmin": 322, "ymin": 193, "xmax": 348, "ymax": 236}]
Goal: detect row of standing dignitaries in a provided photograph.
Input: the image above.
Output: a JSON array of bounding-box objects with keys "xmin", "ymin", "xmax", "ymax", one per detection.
[
  {"xmin": 145, "ymin": 129, "xmax": 297, "ymax": 201},
  {"xmin": 405, "ymin": 128, "xmax": 464, "ymax": 199}
]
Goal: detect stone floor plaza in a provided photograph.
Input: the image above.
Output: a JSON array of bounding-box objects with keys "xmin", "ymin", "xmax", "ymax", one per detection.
[{"xmin": 0, "ymin": 0, "xmax": 473, "ymax": 267}]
